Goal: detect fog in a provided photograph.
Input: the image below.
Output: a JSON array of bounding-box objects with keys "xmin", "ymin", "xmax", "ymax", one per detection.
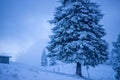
[{"xmin": 0, "ymin": 0, "xmax": 120, "ymax": 65}]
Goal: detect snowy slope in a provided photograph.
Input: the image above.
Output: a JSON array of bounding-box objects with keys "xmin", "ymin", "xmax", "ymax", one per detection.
[
  {"xmin": 43, "ymin": 63, "xmax": 115, "ymax": 80},
  {"xmin": 0, "ymin": 62, "xmax": 82, "ymax": 80},
  {"xmin": 0, "ymin": 62, "xmax": 115, "ymax": 80}
]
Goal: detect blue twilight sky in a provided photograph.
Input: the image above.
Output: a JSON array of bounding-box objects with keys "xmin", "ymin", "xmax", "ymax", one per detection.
[{"xmin": 0, "ymin": 0, "xmax": 120, "ymax": 62}]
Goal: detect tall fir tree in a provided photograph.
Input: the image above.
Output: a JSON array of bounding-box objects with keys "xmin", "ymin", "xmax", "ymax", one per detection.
[
  {"xmin": 112, "ymin": 34, "xmax": 120, "ymax": 80},
  {"xmin": 41, "ymin": 49, "xmax": 48, "ymax": 66},
  {"xmin": 47, "ymin": 0, "xmax": 108, "ymax": 77}
]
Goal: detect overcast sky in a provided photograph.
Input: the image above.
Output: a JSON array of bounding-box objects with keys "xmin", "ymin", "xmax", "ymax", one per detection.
[{"xmin": 0, "ymin": 0, "xmax": 120, "ymax": 64}]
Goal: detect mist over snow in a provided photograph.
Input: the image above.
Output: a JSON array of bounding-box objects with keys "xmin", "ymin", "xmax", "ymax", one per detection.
[
  {"xmin": 0, "ymin": 0, "xmax": 120, "ymax": 65},
  {"xmin": 17, "ymin": 40, "xmax": 48, "ymax": 66},
  {"xmin": 0, "ymin": 0, "xmax": 119, "ymax": 80}
]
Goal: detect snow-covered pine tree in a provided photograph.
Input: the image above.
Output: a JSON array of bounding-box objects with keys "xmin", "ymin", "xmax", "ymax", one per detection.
[
  {"xmin": 47, "ymin": 0, "xmax": 108, "ymax": 77},
  {"xmin": 41, "ymin": 49, "xmax": 48, "ymax": 66},
  {"xmin": 112, "ymin": 34, "xmax": 120, "ymax": 80},
  {"xmin": 107, "ymin": 49, "xmax": 114, "ymax": 65}
]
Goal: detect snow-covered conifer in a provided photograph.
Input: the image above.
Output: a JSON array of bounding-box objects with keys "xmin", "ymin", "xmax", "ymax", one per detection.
[
  {"xmin": 107, "ymin": 50, "xmax": 114, "ymax": 65},
  {"xmin": 112, "ymin": 34, "xmax": 120, "ymax": 80},
  {"xmin": 47, "ymin": 0, "xmax": 108, "ymax": 77},
  {"xmin": 41, "ymin": 49, "xmax": 48, "ymax": 66}
]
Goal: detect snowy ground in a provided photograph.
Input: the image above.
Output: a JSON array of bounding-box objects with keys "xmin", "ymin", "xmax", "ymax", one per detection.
[{"xmin": 0, "ymin": 62, "xmax": 115, "ymax": 80}]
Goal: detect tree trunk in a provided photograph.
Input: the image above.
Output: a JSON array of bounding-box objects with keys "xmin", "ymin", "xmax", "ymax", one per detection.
[{"xmin": 76, "ymin": 63, "xmax": 82, "ymax": 77}]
